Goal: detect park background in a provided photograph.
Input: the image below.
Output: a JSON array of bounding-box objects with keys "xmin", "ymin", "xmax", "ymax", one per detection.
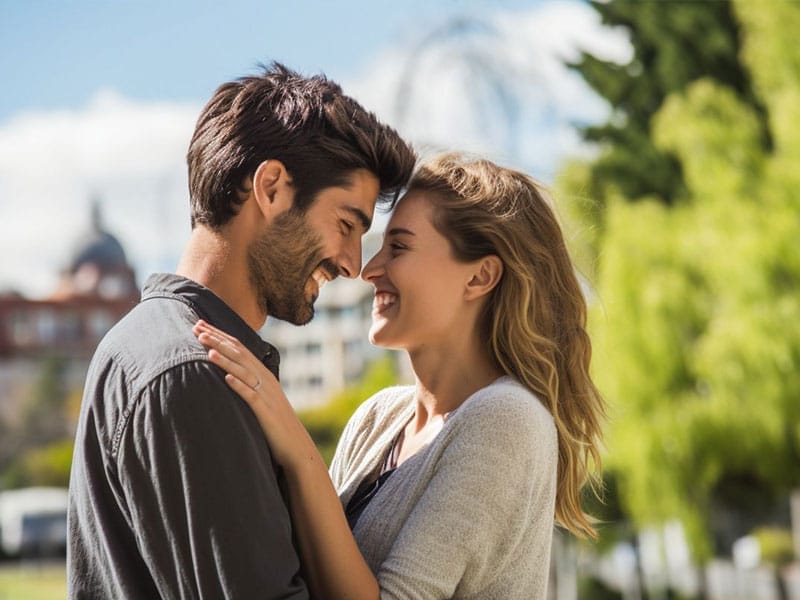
[{"xmin": 0, "ymin": 0, "xmax": 798, "ymax": 598}]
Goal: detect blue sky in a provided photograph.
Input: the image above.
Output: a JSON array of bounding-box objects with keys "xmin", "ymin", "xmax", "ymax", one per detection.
[
  {"xmin": 0, "ymin": 0, "xmax": 629, "ymax": 296},
  {"xmin": 0, "ymin": 0, "xmax": 538, "ymax": 122}
]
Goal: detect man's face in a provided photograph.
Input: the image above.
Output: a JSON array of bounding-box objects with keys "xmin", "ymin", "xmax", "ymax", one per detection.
[{"xmin": 248, "ymin": 168, "xmax": 379, "ymax": 325}]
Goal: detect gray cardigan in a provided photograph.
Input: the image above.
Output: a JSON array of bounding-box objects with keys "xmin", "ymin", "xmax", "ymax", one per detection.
[{"xmin": 329, "ymin": 376, "xmax": 558, "ymax": 599}]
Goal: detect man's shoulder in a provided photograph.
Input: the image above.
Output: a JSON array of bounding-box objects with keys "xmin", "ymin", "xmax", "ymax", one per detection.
[
  {"xmin": 93, "ymin": 293, "xmax": 208, "ymax": 387},
  {"xmin": 77, "ymin": 296, "xmax": 220, "ymax": 456}
]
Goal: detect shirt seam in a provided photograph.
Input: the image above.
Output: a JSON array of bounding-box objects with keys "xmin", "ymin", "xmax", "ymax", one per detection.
[{"xmin": 109, "ymin": 354, "xmax": 214, "ymax": 459}]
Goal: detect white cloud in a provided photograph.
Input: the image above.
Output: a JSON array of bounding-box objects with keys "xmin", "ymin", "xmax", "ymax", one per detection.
[
  {"xmin": 345, "ymin": 0, "xmax": 631, "ymax": 178},
  {"xmin": 0, "ymin": 0, "xmax": 629, "ymax": 298},
  {"xmin": 0, "ymin": 91, "xmax": 199, "ymax": 297}
]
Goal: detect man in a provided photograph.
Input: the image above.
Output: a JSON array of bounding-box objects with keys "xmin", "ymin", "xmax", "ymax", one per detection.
[{"xmin": 67, "ymin": 62, "xmax": 415, "ymax": 598}]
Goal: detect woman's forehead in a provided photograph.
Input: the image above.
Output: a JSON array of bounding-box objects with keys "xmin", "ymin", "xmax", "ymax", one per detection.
[{"xmin": 389, "ymin": 191, "xmax": 434, "ymax": 226}]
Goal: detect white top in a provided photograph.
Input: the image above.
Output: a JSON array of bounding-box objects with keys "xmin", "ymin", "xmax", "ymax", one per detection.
[{"xmin": 330, "ymin": 376, "xmax": 558, "ymax": 599}]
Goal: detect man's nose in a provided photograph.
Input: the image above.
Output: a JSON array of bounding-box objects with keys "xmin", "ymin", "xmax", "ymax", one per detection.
[{"xmin": 338, "ymin": 238, "xmax": 362, "ymax": 279}]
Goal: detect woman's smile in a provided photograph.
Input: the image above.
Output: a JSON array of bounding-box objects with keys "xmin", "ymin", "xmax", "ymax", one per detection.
[{"xmin": 372, "ymin": 291, "xmax": 398, "ymax": 315}]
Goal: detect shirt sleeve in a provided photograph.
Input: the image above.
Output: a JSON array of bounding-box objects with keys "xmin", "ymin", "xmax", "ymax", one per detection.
[
  {"xmin": 115, "ymin": 360, "xmax": 308, "ymax": 600},
  {"xmin": 329, "ymin": 396, "xmax": 375, "ymax": 492},
  {"xmin": 376, "ymin": 390, "xmax": 558, "ymax": 599}
]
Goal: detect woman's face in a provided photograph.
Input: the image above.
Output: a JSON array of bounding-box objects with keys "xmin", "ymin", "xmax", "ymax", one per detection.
[{"xmin": 361, "ymin": 191, "xmax": 476, "ymax": 351}]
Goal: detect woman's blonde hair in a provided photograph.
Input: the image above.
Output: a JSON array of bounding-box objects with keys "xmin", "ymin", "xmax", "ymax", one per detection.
[{"xmin": 406, "ymin": 153, "xmax": 605, "ymax": 539}]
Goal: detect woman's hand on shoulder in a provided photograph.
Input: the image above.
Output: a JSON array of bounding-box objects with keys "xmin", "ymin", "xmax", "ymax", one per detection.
[{"xmin": 193, "ymin": 319, "xmax": 319, "ymax": 471}]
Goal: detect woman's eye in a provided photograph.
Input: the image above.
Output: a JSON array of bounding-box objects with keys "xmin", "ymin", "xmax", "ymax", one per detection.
[{"xmin": 389, "ymin": 242, "xmax": 406, "ymax": 254}]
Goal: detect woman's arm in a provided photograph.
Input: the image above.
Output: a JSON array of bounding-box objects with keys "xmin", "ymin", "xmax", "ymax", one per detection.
[{"xmin": 193, "ymin": 320, "xmax": 379, "ymax": 600}]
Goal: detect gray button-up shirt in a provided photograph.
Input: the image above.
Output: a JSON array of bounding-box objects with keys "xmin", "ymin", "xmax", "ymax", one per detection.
[{"xmin": 68, "ymin": 274, "xmax": 308, "ymax": 599}]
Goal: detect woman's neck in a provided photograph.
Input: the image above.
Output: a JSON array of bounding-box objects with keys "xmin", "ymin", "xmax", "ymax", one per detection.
[{"xmin": 407, "ymin": 338, "xmax": 503, "ymax": 433}]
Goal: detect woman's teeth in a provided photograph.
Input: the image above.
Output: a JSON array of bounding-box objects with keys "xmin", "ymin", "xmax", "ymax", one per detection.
[{"xmin": 374, "ymin": 292, "xmax": 397, "ymax": 309}]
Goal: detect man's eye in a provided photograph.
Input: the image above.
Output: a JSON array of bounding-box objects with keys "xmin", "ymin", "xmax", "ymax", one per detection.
[{"xmin": 340, "ymin": 220, "xmax": 354, "ymax": 235}]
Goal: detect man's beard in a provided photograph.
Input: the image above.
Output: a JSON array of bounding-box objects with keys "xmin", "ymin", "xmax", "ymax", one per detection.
[{"xmin": 248, "ymin": 209, "xmax": 338, "ymax": 325}]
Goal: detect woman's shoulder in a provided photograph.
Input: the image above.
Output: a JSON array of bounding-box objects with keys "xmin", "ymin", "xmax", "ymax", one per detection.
[
  {"xmin": 338, "ymin": 385, "xmax": 414, "ymax": 435},
  {"xmin": 330, "ymin": 385, "xmax": 414, "ymax": 493},
  {"xmin": 453, "ymin": 376, "xmax": 557, "ymax": 447},
  {"xmin": 346, "ymin": 384, "xmax": 415, "ymax": 432}
]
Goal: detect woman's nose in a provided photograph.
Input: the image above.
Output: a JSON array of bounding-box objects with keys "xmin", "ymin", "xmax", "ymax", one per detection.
[{"xmin": 361, "ymin": 250, "xmax": 384, "ymax": 282}]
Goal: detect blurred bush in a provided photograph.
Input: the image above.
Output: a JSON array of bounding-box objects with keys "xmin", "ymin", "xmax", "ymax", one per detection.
[
  {"xmin": 1, "ymin": 439, "xmax": 74, "ymax": 489},
  {"xmin": 0, "ymin": 356, "xmax": 76, "ymax": 490},
  {"xmin": 753, "ymin": 527, "xmax": 795, "ymax": 567},
  {"xmin": 299, "ymin": 355, "xmax": 399, "ymax": 464}
]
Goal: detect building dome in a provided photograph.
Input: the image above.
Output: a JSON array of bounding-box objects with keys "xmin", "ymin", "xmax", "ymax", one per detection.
[
  {"xmin": 51, "ymin": 199, "xmax": 138, "ymax": 301},
  {"xmin": 67, "ymin": 202, "xmax": 129, "ymax": 274}
]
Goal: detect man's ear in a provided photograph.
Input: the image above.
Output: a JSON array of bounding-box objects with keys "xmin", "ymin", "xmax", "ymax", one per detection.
[
  {"xmin": 252, "ymin": 160, "xmax": 294, "ymax": 220},
  {"xmin": 465, "ymin": 255, "xmax": 503, "ymax": 301}
]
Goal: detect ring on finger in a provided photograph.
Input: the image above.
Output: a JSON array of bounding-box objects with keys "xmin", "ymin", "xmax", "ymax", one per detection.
[{"xmin": 252, "ymin": 378, "xmax": 262, "ymax": 391}]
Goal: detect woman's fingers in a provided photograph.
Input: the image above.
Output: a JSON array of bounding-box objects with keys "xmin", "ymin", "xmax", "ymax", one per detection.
[
  {"xmin": 193, "ymin": 319, "xmax": 244, "ymax": 349},
  {"xmin": 200, "ymin": 334, "xmax": 260, "ymax": 387},
  {"xmin": 195, "ymin": 329, "xmax": 280, "ymax": 396},
  {"xmin": 194, "ymin": 319, "xmax": 240, "ymax": 347},
  {"xmin": 195, "ymin": 327, "xmax": 243, "ymax": 357},
  {"xmin": 223, "ymin": 373, "xmax": 259, "ymax": 405},
  {"xmin": 197, "ymin": 330, "xmax": 250, "ymax": 367}
]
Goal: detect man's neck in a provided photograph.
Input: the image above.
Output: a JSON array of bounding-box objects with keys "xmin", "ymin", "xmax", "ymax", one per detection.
[{"xmin": 176, "ymin": 226, "xmax": 266, "ymax": 331}]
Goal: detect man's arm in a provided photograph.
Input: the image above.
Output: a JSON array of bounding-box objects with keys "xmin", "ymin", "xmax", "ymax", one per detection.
[{"xmin": 116, "ymin": 360, "xmax": 308, "ymax": 599}]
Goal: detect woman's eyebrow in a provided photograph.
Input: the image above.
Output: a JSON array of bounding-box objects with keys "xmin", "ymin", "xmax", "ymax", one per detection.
[{"xmin": 386, "ymin": 227, "xmax": 415, "ymax": 237}]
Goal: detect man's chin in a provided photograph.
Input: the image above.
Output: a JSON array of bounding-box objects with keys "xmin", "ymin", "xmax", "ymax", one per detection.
[
  {"xmin": 272, "ymin": 303, "xmax": 315, "ymax": 326},
  {"xmin": 293, "ymin": 307, "xmax": 314, "ymax": 326}
]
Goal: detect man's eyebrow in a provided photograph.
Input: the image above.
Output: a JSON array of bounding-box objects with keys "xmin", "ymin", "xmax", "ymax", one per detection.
[
  {"xmin": 344, "ymin": 206, "xmax": 372, "ymax": 231},
  {"xmin": 386, "ymin": 227, "xmax": 415, "ymax": 237}
]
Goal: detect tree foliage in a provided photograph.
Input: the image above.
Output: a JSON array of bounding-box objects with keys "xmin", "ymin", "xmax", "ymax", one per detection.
[
  {"xmin": 569, "ymin": 0, "xmax": 766, "ymax": 208},
  {"xmin": 586, "ymin": 1, "xmax": 800, "ymax": 559}
]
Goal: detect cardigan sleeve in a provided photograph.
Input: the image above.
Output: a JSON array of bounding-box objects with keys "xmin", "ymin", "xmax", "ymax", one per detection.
[
  {"xmin": 375, "ymin": 387, "xmax": 558, "ymax": 599},
  {"xmin": 330, "ymin": 386, "xmax": 413, "ymax": 499},
  {"xmin": 329, "ymin": 391, "xmax": 382, "ymax": 492}
]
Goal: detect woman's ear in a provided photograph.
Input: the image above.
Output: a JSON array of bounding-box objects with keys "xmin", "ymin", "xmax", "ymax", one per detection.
[
  {"xmin": 251, "ymin": 159, "xmax": 295, "ymax": 220},
  {"xmin": 465, "ymin": 255, "xmax": 503, "ymax": 301}
]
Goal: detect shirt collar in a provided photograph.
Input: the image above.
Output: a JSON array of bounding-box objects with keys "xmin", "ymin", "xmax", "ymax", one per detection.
[{"xmin": 141, "ymin": 273, "xmax": 280, "ymax": 375}]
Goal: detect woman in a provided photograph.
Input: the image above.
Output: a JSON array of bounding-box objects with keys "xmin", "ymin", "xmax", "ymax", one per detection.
[{"xmin": 194, "ymin": 153, "xmax": 605, "ymax": 599}]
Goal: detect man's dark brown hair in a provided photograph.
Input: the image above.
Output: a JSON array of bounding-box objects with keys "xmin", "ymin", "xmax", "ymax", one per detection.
[{"xmin": 187, "ymin": 62, "xmax": 416, "ymax": 228}]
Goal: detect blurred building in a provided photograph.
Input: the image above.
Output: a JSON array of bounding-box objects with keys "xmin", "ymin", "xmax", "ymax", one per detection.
[
  {"xmin": 0, "ymin": 200, "xmax": 138, "ymax": 425},
  {"xmin": 0, "ymin": 200, "xmax": 138, "ymax": 359}
]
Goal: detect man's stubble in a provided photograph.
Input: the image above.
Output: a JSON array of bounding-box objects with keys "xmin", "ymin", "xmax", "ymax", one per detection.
[{"xmin": 247, "ymin": 209, "xmax": 335, "ymax": 326}]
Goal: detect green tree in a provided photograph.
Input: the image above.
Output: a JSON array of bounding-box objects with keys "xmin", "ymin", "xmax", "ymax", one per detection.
[
  {"xmin": 568, "ymin": 0, "xmax": 766, "ymax": 210},
  {"xmin": 588, "ymin": 0, "xmax": 800, "ymax": 559}
]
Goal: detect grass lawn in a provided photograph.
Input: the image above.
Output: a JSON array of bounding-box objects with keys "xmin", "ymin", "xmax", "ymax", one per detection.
[{"xmin": 0, "ymin": 562, "xmax": 65, "ymax": 600}]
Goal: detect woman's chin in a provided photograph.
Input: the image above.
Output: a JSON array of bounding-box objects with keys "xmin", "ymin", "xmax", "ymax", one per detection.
[
  {"xmin": 368, "ymin": 324, "xmax": 400, "ymax": 349},
  {"xmin": 368, "ymin": 325, "xmax": 386, "ymax": 347}
]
